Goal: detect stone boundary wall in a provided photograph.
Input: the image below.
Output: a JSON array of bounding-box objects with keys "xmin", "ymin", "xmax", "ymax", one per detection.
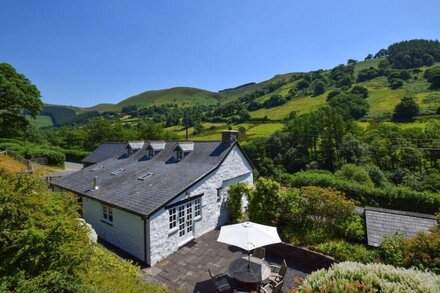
[{"xmin": 266, "ymin": 242, "xmax": 334, "ymax": 271}]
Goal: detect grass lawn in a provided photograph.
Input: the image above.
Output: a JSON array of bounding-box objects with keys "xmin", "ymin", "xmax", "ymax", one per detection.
[
  {"xmin": 27, "ymin": 115, "xmax": 54, "ymax": 128},
  {"xmin": 251, "ymin": 92, "xmax": 328, "ymax": 120}
]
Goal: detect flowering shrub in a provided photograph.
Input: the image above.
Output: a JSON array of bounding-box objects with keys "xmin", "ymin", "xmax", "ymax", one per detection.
[{"xmin": 297, "ymin": 262, "xmax": 440, "ymax": 292}]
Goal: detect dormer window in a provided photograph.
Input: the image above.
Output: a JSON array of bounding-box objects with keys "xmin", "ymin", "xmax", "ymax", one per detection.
[
  {"xmin": 176, "ymin": 149, "xmax": 184, "ymax": 160},
  {"xmin": 173, "ymin": 142, "xmax": 194, "ymax": 161},
  {"xmin": 147, "ymin": 147, "xmax": 154, "ymax": 158}
]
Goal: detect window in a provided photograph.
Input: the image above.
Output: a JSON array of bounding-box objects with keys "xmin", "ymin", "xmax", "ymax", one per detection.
[
  {"xmin": 91, "ymin": 165, "xmax": 103, "ymax": 172},
  {"xmin": 102, "ymin": 205, "xmax": 113, "ymax": 223},
  {"xmin": 194, "ymin": 198, "xmax": 201, "ymax": 218},
  {"xmin": 176, "ymin": 149, "xmax": 184, "ymax": 160},
  {"xmin": 138, "ymin": 172, "xmax": 153, "ymax": 181},
  {"xmin": 169, "ymin": 207, "xmax": 177, "ymax": 229},
  {"xmin": 186, "ymin": 203, "xmax": 193, "ymax": 233},
  {"xmin": 178, "ymin": 206, "xmax": 185, "ymax": 237},
  {"xmin": 147, "ymin": 148, "xmax": 154, "ymax": 158},
  {"xmin": 111, "ymin": 168, "xmax": 125, "ymax": 175},
  {"xmin": 217, "ymin": 188, "xmax": 222, "ymax": 201}
]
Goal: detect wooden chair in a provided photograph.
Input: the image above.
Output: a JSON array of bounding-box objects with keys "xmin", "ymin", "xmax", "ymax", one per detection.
[
  {"xmin": 268, "ymin": 259, "xmax": 287, "ymax": 285},
  {"xmin": 251, "ymin": 247, "xmax": 266, "ymax": 260},
  {"xmin": 208, "ymin": 269, "xmax": 231, "ymax": 293},
  {"xmin": 260, "ymin": 280, "xmax": 284, "ymax": 293}
]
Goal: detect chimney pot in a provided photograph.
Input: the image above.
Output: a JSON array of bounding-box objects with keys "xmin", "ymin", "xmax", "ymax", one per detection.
[{"xmin": 93, "ymin": 176, "xmax": 99, "ymax": 190}]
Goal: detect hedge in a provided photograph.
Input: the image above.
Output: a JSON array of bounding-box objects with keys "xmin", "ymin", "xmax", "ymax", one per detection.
[
  {"xmin": 290, "ymin": 171, "xmax": 440, "ymax": 214},
  {"xmin": 25, "ymin": 149, "xmax": 65, "ymax": 167}
]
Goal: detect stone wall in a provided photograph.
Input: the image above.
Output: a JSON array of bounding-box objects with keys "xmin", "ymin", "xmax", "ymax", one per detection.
[
  {"xmin": 148, "ymin": 145, "xmax": 253, "ymax": 265},
  {"xmin": 266, "ymin": 242, "xmax": 334, "ymax": 271}
]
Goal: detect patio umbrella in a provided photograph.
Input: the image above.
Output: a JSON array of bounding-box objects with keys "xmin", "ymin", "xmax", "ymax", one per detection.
[{"xmin": 217, "ymin": 221, "xmax": 281, "ymax": 270}]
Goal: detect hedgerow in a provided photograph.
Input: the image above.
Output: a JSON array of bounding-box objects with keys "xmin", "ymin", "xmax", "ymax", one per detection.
[{"xmin": 290, "ymin": 171, "xmax": 440, "ymax": 214}]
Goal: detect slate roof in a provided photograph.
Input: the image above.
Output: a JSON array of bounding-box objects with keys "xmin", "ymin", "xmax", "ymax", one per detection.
[
  {"xmin": 54, "ymin": 141, "xmax": 239, "ymax": 217},
  {"xmin": 81, "ymin": 143, "xmax": 127, "ymax": 164},
  {"xmin": 365, "ymin": 206, "xmax": 437, "ymax": 247},
  {"xmin": 176, "ymin": 142, "xmax": 194, "ymax": 152}
]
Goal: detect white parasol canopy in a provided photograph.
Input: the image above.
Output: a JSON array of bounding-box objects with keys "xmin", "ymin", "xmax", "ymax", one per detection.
[{"xmin": 217, "ymin": 221, "xmax": 282, "ymax": 251}]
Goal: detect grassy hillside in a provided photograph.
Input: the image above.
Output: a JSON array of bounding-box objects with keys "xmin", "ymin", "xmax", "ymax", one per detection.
[
  {"xmin": 27, "ymin": 115, "xmax": 54, "ymax": 128},
  {"xmin": 113, "ymin": 86, "xmax": 220, "ymax": 111},
  {"xmin": 249, "ymin": 60, "xmax": 440, "ymax": 121}
]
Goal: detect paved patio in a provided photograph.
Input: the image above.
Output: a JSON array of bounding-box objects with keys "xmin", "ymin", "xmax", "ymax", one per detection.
[{"xmin": 141, "ymin": 230, "xmax": 311, "ymax": 292}]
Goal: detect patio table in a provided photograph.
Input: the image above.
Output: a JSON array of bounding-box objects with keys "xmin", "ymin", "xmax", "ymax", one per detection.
[{"xmin": 229, "ymin": 256, "xmax": 271, "ymax": 290}]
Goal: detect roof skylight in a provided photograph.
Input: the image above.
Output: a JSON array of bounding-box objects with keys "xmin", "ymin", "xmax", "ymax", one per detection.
[
  {"xmin": 91, "ymin": 165, "xmax": 103, "ymax": 172},
  {"xmin": 111, "ymin": 168, "xmax": 125, "ymax": 175},
  {"xmin": 138, "ymin": 173, "xmax": 153, "ymax": 181}
]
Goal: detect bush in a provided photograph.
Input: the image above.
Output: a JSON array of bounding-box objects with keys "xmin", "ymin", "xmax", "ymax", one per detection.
[
  {"xmin": 424, "ymin": 66, "xmax": 440, "ymax": 89},
  {"xmin": 25, "ymin": 148, "xmax": 65, "ymax": 167},
  {"xmin": 298, "ymin": 262, "xmax": 440, "ymax": 292},
  {"xmin": 392, "ymin": 96, "xmax": 420, "ymax": 122},
  {"xmin": 404, "ymin": 227, "xmax": 440, "ymax": 273},
  {"xmin": 290, "ymin": 171, "xmax": 440, "ymax": 214},
  {"xmin": 379, "ymin": 233, "xmax": 406, "ymax": 267},
  {"xmin": 226, "ymin": 183, "xmax": 252, "ymax": 224},
  {"xmin": 337, "ymin": 216, "xmax": 365, "ymax": 242},
  {"xmin": 335, "ymin": 164, "xmax": 374, "ymax": 187},
  {"xmin": 248, "ymin": 177, "xmax": 282, "ymax": 225},
  {"xmin": 364, "ymin": 164, "xmax": 389, "ymax": 188},
  {"xmin": 313, "ymin": 241, "xmax": 379, "ymax": 263}
]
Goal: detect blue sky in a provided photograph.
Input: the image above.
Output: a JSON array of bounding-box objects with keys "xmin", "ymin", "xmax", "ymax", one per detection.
[{"xmin": 1, "ymin": 0, "xmax": 439, "ymax": 107}]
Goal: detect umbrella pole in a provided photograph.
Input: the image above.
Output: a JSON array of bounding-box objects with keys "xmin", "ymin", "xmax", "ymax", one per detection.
[{"xmin": 247, "ymin": 252, "xmax": 250, "ymax": 272}]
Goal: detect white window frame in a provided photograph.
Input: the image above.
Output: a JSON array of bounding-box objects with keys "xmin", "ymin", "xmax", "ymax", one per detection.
[
  {"xmin": 168, "ymin": 197, "xmax": 202, "ymax": 235},
  {"xmin": 147, "ymin": 148, "xmax": 154, "ymax": 158},
  {"xmin": 169, "ymin": 207, "xmax": 177, "ymax": 230},
  {"xmin": 194, "ymin": 198, "xmax": 201, "ymax": 220},
  {"xmin": 102, "ymin": 205, "xmax": 113, "ymax": 224},
  {"xmin": 176, "ymin": 149, "xmax": 184, "ymax": 160}
]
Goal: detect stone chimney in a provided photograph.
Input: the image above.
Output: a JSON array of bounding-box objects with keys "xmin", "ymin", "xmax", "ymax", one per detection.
[{"xmin": 221, "ymin": 130, "xmax": 239, "ymax": 145}]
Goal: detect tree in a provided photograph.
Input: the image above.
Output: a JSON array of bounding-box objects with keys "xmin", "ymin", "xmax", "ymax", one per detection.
[
  {"xmin": 350, "ymin": 85, "xmax": 369, "ymax": 98},
  {"xmin": 424, "ymin": 66, "xmax": 440, "ymax": 89},
  {"xmin": 392, "ymin": 97, "xmax": 420, "ymax": 122},
  {"xmin": 347, "ymin": 59, "xmax": 357, "ymax": 65},
  {"xmin": 0, "ymin": 63, "xmax": 42, "ymax": 137},
  {"xmin": 248, "ymin": 177, "xmax": 282, "ymax": 225},
  {"xmin": 374, "ymin": 48, "xmax": 389, "ymax": 58},
  {"xmin": 364, "ymin": 54, "xmax": 373, "ymax": 60},
  {"xmin": 312, "ymin": 80, "xmax": 326, "ymax": 96},
  {"xmin": 296, "ymin": 79, "xmax": 310, "ymax": 90},
  {"xmin": 329, "ymin": 93, "xmax": 370, "ymax": 120},
  {"xmin": 335, "ymin": 164, "xmax": 374, "ymax": 187}
]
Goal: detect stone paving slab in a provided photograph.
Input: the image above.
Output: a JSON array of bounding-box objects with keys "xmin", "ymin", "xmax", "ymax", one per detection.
[{"xmin": 141, "ymin": 230, "xmax": 309, "ymax": 292}]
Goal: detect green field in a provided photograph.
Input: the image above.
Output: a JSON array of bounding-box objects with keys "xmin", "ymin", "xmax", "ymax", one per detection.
[
  {"xmin": 165, "ymin": 122, "xmax": 284, "ymax": 142},
  {"xmin": 27, "ymin": 115, "xmax": 54, "ymax": 128}
]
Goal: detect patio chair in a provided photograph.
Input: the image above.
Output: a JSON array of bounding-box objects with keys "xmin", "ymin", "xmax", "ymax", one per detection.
[
  {"xmin": 251, "ymin": 247, "xmax": 266, "ymax": 260},
  {"xmin": 260, "ymin": 279, "xmax": 284, "ymax": 293},
  {"xmin": 268, "ymin": 259, "xmax": 287, "ymax": 284},
  {"xmin": 208, "ymin": 269, "xmax": 231, "ymax": 293}
]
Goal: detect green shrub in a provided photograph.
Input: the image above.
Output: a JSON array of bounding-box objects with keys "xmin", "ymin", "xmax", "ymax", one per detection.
[
  {"xmin": 248, "ymin": 177, "xmax": 283, "ymax": 225},
  {"xmin": 290, "ymin": 171, "xmax": 440, "ymax": 214},
  {"xmin": 335, "ymin": 164, "xmax": 373, "ymax": 187},
  {"xmin": 61, "ymin": 149, "xmax": 89, "ymax": 163},
  {"xmin": 379, "ymin": 233, "xmax": 406, "ymax": 267},
  {"xmin": 313, "ymin": 241, "xmax": 379, "ymax": 263},
  {"xmin": 404, "ymin": 227, "xmax": 440, "ymax": 273},
  {"xmin": 25, "ymin": 149, "xmax": 65, "ymax": 167},
  {"xmin": 226, "ymin": 183, "xmax": 252, "ymax": 224},
  {"xmin": 337, "ymin": 216, "xmax": 365, "ymax": 242},
  {"xmin": 299, "ymin": 262, "xmax": 440, "ymax": 292}
]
